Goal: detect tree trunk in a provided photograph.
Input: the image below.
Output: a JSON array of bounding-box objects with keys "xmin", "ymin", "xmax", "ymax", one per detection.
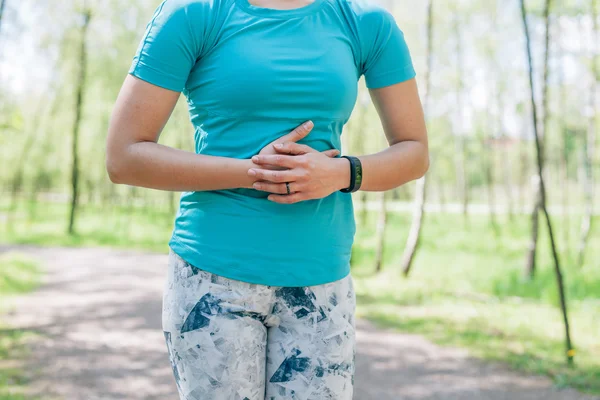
[
  {"xmin": 7, "ymin": 102, "xmax": 47, "ymax": 231},
  {"xmin": 577, "ymin": 0, "xmax": 597, "ymax": 267},
  {"xmin": 401, "ymin": 0, "xmax": 433, "ymax": 277},
  {"xmin": 484, "ymin": 29, "xmax": 499, "ymax": 232},
  {"xmin": 402, "ymin": 176, "xmax": 426, "ymax": 276},
  {"xmin": 489, "ymin": 9, "xmax": 513, "ymax": 222},
  {"xmin": 496, "ymin": 87, "xmax": 514, "ymax": 221},
  {"xmin": 453, "ymin": 12, "xmax": 469, "ymax": 218},
  {"xmin": 526, "ymin": 184, "xmax": 541, "ymax": 278},
  {"xmin": 502, "ymin": 146, "xmax": 514, "ymax": 221},
  {"xmin": 436, "ymin": 172, "xmax": 446, "ymax": 213},
  {"xmin": 354, "ymin": 107, "xmax": 369, "ymax": 227},
  {"xmin": 484, "ymin": 134, "xmax": 499, "ymax": 234},
  {"xmin": 518, "ymin": 127, "xmax": 528, "ymax": 216},
  {"xmin": 520, "ymin": 0, "xmax": 574, "ymax": 365},
  {"xmin": 0, "ymin": 0, "xmax": 6, "ymax": 35},
  {"xmin": 374, "ymin": 192, "xmax": 388, "ymax": 273},
  {"xmin": 68, "ymin": 7, "xmax": 91, "ymax": 235},
  {"xmin": 525, "ymin": 0, "xmax": 552, "ymax": 279},
  {"xmin": 557, "ymin": 38, "xmax": 570, "ymax": 252},
  {"xmin": 9, "ymin": 122, "xmax": 40, "ymax": 218}
]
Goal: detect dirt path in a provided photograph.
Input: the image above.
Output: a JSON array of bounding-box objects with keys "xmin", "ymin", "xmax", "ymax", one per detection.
[{"xmin": 1, "ymin": 246, "xmax": 596, "ymax": 400}]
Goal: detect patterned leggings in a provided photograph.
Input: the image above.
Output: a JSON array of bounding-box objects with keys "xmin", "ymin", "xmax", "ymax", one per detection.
[{"xmin": 162, "ymin": 250, "xmax": 356, "ymax": 400}]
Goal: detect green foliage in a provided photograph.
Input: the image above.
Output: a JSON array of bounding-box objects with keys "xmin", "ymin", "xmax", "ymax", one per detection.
[
  {"xmin": 2, "ymin": 199, "xmax": 173, "ymax": 252},
  {"xmin": 1, "ymin": 0, "xmax": 599, "ymax": 395},
  {"xmin": 0, "ymin": 255, "xmax": 40, "ymax": 297},
  {"xmin": 493, "ymin": 261, "xmax": 600, "ymax": 302},
  {"xmin": 0, "ymin": 255, "xmax": 41, "ymax": 400},
  {"xmin": 1, "ymin": 0, "xmax": 598, "ymax": 210},
  {"xmin": 0, "ymin": 328, "xmax": 39, "ymax": 400},
  {"xmin": 352, "ymin": 211, "xmax": 600, "ymax": 394}
]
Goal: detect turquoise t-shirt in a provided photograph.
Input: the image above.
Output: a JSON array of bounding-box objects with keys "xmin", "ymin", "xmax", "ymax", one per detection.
[{"xmin": 129, "ymin": 0, "xmax": 416, "ymax": 287}]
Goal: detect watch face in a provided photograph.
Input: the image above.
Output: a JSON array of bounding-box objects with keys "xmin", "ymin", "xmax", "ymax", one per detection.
[
  {"xmin": 340, "ymin": 156, "xmax": 363, "ymax": 193},
  {"xmin": 355, "ymin": 164, "xmax": 362, "ymax": 184},
  {"xmin": 352, "ymin": 157, "xmax": 363, "ymax": 192}
]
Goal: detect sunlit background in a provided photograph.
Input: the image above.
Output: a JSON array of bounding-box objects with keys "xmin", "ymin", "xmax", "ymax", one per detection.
[{"xmin": 1, "ymin": 0, "xmax": 599, "ymax": 399}]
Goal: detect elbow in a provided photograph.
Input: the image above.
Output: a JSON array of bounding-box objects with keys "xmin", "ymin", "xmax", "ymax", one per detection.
[
  {"xmin": 106, "ymin": 157, "xmax": 123, "ymax": 184},
  {"xmin": 105, "ymin": 147, "xmax": 128, "ymax": 184}
]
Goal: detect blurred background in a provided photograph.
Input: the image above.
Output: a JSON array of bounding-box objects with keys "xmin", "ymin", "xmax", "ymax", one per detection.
[{"xmin": 1, "ymin": 0, "xmax": 599, "ymax": 399}]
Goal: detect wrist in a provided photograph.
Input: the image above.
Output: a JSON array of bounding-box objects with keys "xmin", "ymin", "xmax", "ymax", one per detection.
[
  {"xmin": 242, "ymin": 158, "xmax": 258, "ymax": 189},
  {"xmin": 339, "ymin": 155, "xmax": 363, "ymax": 193},
  {"xmin": 334, "ymin": 156, "xmax": 352, "ymax": 192}
]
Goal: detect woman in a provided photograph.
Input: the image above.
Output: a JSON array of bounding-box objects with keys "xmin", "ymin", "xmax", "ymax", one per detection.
[{"xmin": 106, "ymin": 0, "xmax": 428, "ymax": 398}]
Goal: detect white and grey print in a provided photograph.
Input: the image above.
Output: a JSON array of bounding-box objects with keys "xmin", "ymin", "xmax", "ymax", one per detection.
[{"xmin": 162, "ymin": 250, "xmax": 356, "ymax": 400}]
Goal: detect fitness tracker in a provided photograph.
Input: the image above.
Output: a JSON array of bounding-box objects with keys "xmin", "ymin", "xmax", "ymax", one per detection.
[{"xmin": 340, "ymin": 155, "xmax": 363, "ymax": 193}]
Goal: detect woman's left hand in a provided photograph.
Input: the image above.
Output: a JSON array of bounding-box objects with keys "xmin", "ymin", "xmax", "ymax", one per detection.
[{"xmin": 248, "ymin": 142, "xmax": 350, "ymax": 204}]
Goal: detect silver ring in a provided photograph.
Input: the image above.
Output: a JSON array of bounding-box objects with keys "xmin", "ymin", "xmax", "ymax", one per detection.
[{"xmin": 285, "ymin": 182, "xmax": 291, "ymax": 195}]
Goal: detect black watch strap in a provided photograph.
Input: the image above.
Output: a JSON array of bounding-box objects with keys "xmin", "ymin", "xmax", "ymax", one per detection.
[{"xmin": 340, "ymin": 155, "xmax": 363, "ymax": 193}]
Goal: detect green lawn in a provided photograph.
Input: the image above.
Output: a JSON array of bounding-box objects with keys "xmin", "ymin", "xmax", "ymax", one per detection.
[
  {"xmin": 0, "ymin": 253, "xmax": 41, "ymax": 400},
  {"xmin": 352, "ymin": 211, "xmax": 600, "ymax": 394},
  {"xmin": 1, "ymin": 199, "xmax": 600, "ymax": 394}
]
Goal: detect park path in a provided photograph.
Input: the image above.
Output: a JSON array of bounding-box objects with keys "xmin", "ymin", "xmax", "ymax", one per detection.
[{"xmin": 1, "ymin": 245, "xmax": 597, "ymax": 400}]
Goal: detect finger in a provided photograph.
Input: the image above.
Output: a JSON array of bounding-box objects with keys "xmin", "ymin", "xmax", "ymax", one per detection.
[
  {"xmin": 275, "ymin": 121, "xmax": 314, "ymax": 145},
  {"xmin": 273, "ymin": 142, "xmax": 310, "ymax": 155},
  {"xmin": 274, "ymin": 143, "xmax": 340, "ymax": 158},
  {"xmin": 268, "ymin": 193, "xmax": 307, "ymax": 204},
  {"xmin": 252, "ymin": 181, "xmax": 290, "ymax": 194},
  {"xmin": 273, "ymin": 142, "xmax": 314, "ymax": 155},
  {"xmin": 248, "ymin": 168, "xmax": 297, "ymax": 183},
  {"xmin": 252, "ymin": 154, "xmax": 302, "ymax": 169},
  {"xmin": 323, "ymin": 149, "xmax": 341, "ymax": 158}
]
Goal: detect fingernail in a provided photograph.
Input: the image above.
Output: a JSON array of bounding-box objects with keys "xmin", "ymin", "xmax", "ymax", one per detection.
[
  {"xmin": 248, "ymin": 169, "xmax": 256, "ymax": 176},
  {"xmin": 253, "ymin": 183, "xmax": 261, "ymax": 189},
  {"xmin": 252, "ymin": 156, "xmax": 259, "ymax": 163},
  {"xmin": 303, "ymin": 121, "xmax": 313, "ymax": 129},
  {"xmin": 274, "ymin": 143, "xmax": 283, "ymax": 149}
]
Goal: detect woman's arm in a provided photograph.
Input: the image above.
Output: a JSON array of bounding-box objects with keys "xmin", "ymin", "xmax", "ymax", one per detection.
[
  {"xmin": 248, "ymin": 78, "xmax": 429, "ymax": 203},
  {"xmin": 106, "ymin": 75, "xmax": 327, "ymax": 192},
  {"xmin": 357, "ymin": 77, "xmax": 429, "ymax": 191},
  {"xmin": 106, "ymin": 75, "xmax": 256, "ymax": 191},
  {"xmin": 248, "ymin": 7, "xmax": 428, "ymax": 203}
]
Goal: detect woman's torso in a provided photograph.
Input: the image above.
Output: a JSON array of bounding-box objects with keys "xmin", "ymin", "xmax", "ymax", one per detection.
[{"xmin": 132, "ymin": 0, "xmax": 407, "ymax": 286}]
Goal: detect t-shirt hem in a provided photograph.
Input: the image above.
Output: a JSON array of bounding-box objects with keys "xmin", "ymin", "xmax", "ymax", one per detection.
[
  {"xmin": 128, "ymin": 62, "xmax": 184, "ymax": 93},
  {"xmin": 168, "ymin": 235, "xmax": 351, "ymax": 288},
  {"xmin": 366, "ymin": 65, "xmax": 416, "ymax": 89}
]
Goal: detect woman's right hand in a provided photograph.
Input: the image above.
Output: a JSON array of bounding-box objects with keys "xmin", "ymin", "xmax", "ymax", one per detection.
[{"xmin": 256, "ymin": 121, "xmax": 340, "ymax": 171}]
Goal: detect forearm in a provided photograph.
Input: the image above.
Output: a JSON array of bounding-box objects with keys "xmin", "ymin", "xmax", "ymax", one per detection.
[
  {"xmin": 106, "ymin": 141, "xmax": 255, "ymax": 191},
  {"xmin": 357, "ymin": 140, "xmax": 429, "ymax": 192}
]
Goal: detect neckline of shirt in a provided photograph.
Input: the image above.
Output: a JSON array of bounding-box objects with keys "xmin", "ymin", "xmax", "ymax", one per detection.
[{"xmin": 235, "ymin": 0, "xmax": 326, "ymax": 19}]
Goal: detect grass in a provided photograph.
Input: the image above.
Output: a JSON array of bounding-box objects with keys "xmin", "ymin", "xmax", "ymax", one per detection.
[
  {"xmin": 352, "ymin": 211, "xmax": 600, "ymax": 394},
  {"xmin": 2, "ymin": 200, "xmax": 172, "ymax": 253},
  {"xmin": 1, "ymin": 198, "xmax": 600, "ymax": 394},
  {"xmin": 0, "ymin": 253, "xmax": 41, "ymax": 400}
]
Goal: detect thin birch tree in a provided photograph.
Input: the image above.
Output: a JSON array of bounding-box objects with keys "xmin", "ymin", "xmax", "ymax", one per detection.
[
  {"xmin": 68, "ymin": 5, "xmax": 91, "ymax": 234},
  {"xmin": 525, "ymin": 0, "xmax": 553, "ymax": 279},
  {"xmin": 577, "ymin": 0, "xmax": 598, "ymax": 267},
  {"xmin": 520, "ymin": 0, "xmax": 574, "ymax": 364},
  {"xmin": 453, "ymin": 9, "xmax": 469, "ymax": 218},
  {"xmin": 402, "ymin": 0, "xmax": 433, "ymax": 276},
  {"xmin": 0, "ymin": 0, "xmax": 6, "ymax": 35}
]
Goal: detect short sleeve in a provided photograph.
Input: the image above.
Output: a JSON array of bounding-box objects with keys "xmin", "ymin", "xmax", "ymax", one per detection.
[
  {"xmin": 129, "ymin": 0, "xmax": 203, "ymax": 92},
  {"xmin": 359, "ymin": 7, "xmax": 416, "ymax": 89}
]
